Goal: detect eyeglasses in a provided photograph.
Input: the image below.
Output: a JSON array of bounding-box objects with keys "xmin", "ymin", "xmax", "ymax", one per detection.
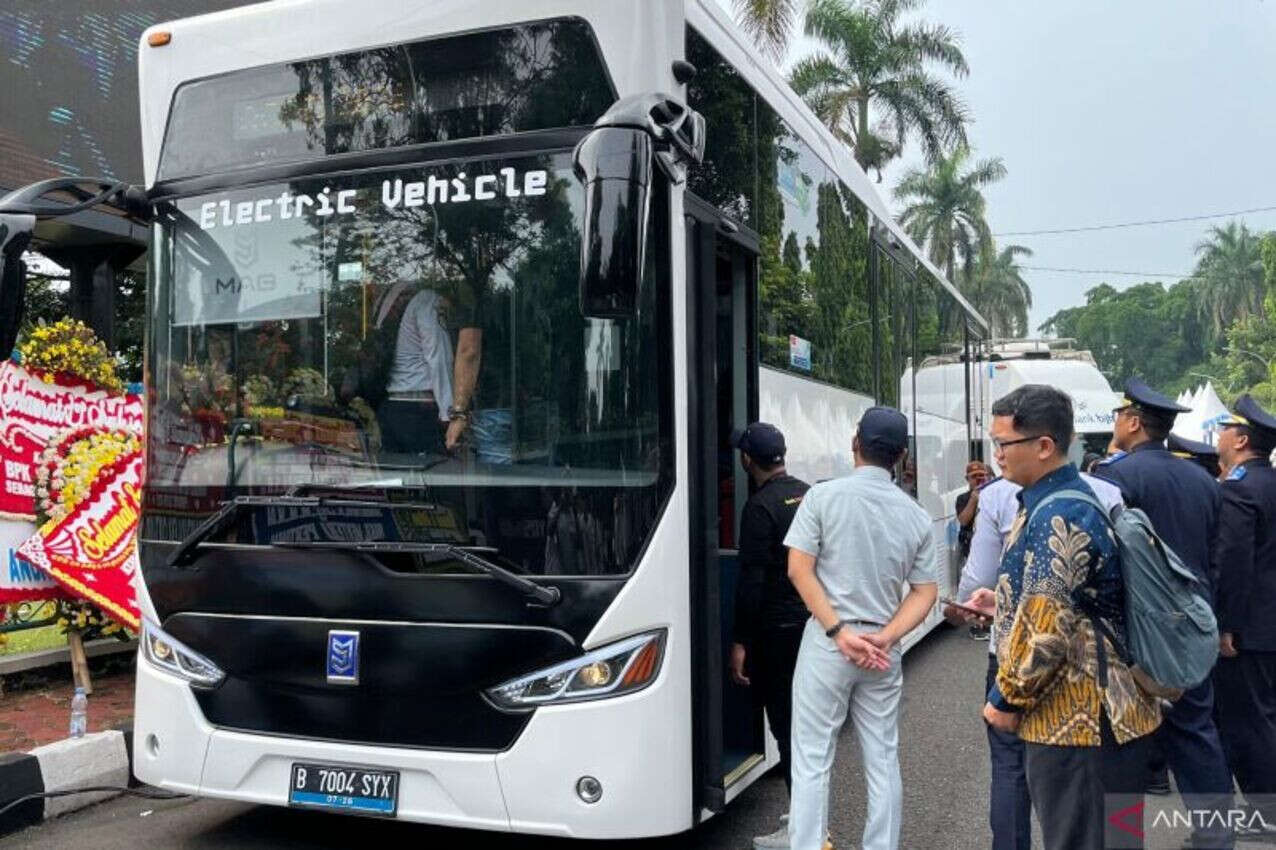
[{"xmin": 992, "ymin": 434, "xmax": 1047, "ymax": 452}]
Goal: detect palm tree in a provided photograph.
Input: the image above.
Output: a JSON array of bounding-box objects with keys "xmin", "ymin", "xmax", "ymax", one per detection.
[
  {"xmin": 893, "ymin": 146, "xmax": 1005, "ymax": 284},
  {"xmin": 784, "ymin": 0, "xmax": 970, "ymax": 179},
  {"xmin": 732, "ymin": 0, "xmax": 802, "ymax": 63},
  {"xmin": 1193, "ymin": 221, "xmax": 1265, "ymax": 341},
  {"xmin": 969, "ymin": 243, "xmax": 1033, "ymax": 338}
]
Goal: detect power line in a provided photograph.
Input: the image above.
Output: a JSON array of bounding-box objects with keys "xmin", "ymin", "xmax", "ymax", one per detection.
[
  {"xmin": 994, "ymin": 205, "xmax": 1276, "ymax": 237},
  {"xmin": 1021, "ymin": 264, "xmax": 1196, "ymax": 278}
]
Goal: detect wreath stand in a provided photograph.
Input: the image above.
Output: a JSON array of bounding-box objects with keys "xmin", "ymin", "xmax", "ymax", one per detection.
[{"xmin": 67, "ymin": 629, "xmax": 93, "ymax": 695}]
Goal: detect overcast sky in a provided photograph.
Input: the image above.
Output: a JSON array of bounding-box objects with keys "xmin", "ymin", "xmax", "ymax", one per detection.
[{"xmin": 714, "ymin": 0, "xmax": 1276, "ymax": 332}]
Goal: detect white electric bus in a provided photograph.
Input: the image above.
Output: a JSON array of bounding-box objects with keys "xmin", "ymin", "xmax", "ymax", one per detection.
[{"xmin": 0, "ymin": 0, "xmax": 987, "ymax": 837}]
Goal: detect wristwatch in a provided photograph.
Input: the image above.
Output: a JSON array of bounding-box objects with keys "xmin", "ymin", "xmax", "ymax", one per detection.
[
  {"xmin": 446, "ymin": 405, "xmax": 470, "ymax": 422},
  {"xmin": 825, "ymin": 620, "xmax": 848, "ymax": 638}
]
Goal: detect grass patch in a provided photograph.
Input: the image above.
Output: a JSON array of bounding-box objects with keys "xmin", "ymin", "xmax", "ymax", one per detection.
[
  {"xmin": 2, "ymin": 624, "xmax": 66, "ymax": 655},
  {"xmin": 1, "ymin": 602, "xmax": 66, "ymax": 656}
]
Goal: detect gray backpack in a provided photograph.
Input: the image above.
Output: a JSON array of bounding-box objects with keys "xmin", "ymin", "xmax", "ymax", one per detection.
[{"xmin": 1029, "ymin": 488, "xmax": 1219, "ymax": 700}]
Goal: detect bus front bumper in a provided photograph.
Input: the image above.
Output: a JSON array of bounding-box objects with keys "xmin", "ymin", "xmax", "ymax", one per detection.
[{"xmin": 132, "ymin": 655, "xmax": 692, "ymax": 838}]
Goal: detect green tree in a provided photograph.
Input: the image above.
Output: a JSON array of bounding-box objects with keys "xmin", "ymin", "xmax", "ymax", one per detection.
[
  {"xmin": 1217, "ymin": 317, "xmax": 1276, "ymax": 407},
  {"xmin": 968, "ymin": 242, "xmax": 1032, "ymax": 338},
  {"xmin": 1039, "ymin": 281, "xmax": 1207, "ymax": 390},
  {"xmin": 1262, "ymin": 232, "xmax": 1276, "ymax": 319},
  {"xmin": 788, "ymin": 0, "xmax": 970, "ymax": 179},
  {"xmin": 16, "ymin": 263, "xmax": 68, "ymax": 335},
  {"xmin": 16, "ymin": 261, "xmax": 143, "ymax": 382},
  {"xmin": 1210, "ymin": 240, "xmax": 1276, "ymax": 406},
  {"xmin": 893, "ymin": 146, "xmax": 1004, "ymax": 284},
  {"xmin": 1193, "ymin": 221, "xmax": 1265, "ymax": 344},
  {"xmin": 806, "ymin": 182, "xmax": 873, "ymax": 389}
]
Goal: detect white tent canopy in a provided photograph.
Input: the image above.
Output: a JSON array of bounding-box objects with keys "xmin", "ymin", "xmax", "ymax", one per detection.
[{"xmin": 1172, "ymin": 382, "xmax": 1232, "ymax": 446}]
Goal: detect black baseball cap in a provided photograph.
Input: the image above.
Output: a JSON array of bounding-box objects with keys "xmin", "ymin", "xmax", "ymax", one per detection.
[
  {"xmin": 731, "ymin": 422, "xmax": 786, "ymax": 465},
  {"xmin": 857, "ymin": 406, "xmax": 909, "ymax": 455}
]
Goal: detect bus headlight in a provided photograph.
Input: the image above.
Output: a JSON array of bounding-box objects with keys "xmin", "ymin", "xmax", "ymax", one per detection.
[
  {"xmin": 485, "ymin": 630, "xmax": 665, "ymax": 710},
  {"xmin": 141, "ymin": 620, "xmax": 225, "ymax": 687}
]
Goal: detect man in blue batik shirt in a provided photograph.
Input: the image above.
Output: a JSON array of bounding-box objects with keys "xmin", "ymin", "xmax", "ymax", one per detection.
[
  {"xmin": 949, "ymin": 462, "xmax": 1122, "ymax": 850},
  {"xmin": 970, "ymin": 385, "xmax": 1160, "ymax": 850}
]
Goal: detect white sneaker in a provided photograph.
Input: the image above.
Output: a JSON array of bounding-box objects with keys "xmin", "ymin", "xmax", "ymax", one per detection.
[
  {"xmin": 757, "ymin": 815, "xmax": 832, "ymax": 850},
  {"xmin": 752, "ymin": 823, "xmax": 789, "ymax": 849}
]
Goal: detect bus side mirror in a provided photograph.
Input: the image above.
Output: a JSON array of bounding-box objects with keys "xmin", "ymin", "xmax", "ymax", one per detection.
[
  {"xmin": 0, "ymin": 213, "xmax": 35, "ymax": 355},
  {"xmin": 573, "ymin": 127, "xmax": 653, "ymax": 319},
  {"xmin": 573, "ymin": 93, "xmax": 705, "ymax": 320}
]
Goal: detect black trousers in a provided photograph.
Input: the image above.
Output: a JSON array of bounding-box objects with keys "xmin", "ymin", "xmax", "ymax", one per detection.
[
  {"xmin": 376, "ymin": 399, "xmax": 445, "ymax": 455},
  {"xmin": 1215, "ymin": 651, "xmax": 1276, "ymax": 818},
  {"xmin": 752, "ymin": 621, "xmax": 805, "ymax": 791},
  {"xmin": 1155, "ymin": 678, "xmax": 1235, "ymax": 847},
  {"xmin": 1024, "ymin": 716, "xmax": 1152, "ymax": 850}
]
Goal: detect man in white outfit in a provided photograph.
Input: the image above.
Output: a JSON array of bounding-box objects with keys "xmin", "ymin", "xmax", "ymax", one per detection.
[
  {"xmin": 784, "ymin": 406, "xmax": 938, "ymax": 850},
  {"xmin": 373, "ymin": 279, "xmax": 482, "ymax": 455}
]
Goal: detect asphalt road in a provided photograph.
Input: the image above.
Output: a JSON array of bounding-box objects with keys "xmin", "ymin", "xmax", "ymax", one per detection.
[
  {"xmin": 7, "ymin": 622, "xmax": 1265, "ymax": 847},
  {"xmin": 1, "ymin": 624, "xmax": 1004, "ymax": 849},
  {"xmin": 8, "ymin": 625, "xmax": 1247, "ymax": 849}
]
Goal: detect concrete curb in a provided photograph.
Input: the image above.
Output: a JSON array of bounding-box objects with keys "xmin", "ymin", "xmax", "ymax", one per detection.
[{"xmin": 0, "ymin": 727, "xmax": 134, "ymax": 838}]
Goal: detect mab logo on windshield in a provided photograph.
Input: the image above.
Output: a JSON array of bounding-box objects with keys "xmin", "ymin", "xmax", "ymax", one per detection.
[{"xmin": 326, "ymin": 630, "xmax": 360, "ymax": 685}]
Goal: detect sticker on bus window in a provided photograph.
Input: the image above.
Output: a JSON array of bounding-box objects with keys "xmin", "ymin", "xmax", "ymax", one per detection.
[{"xmin": 171, "ymin": 199, "xmax": 324, "ymax": 327}]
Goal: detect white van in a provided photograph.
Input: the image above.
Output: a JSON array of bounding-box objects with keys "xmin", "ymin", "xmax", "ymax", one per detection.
[
  {"xmin": 906, "ymin": 338, "xmax": 1117, "ymax": 467},
  {"xmin": 902, "ymin": 339, "xmax": 1117, "ymax": 588}
]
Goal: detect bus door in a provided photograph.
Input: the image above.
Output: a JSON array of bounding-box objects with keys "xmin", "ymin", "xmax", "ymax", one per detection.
[{"xmin": 685, "ymin": 196, "xmax": 763, "ymax": 818}]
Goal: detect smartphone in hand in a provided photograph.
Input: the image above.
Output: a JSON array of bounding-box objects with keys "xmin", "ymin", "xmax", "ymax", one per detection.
[{"xmin": 940, "ymin": 596, "xmax": 993, "ymax": 620}]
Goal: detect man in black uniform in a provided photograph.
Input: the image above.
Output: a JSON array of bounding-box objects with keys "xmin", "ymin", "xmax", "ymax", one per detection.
[
  {"xmin": 727, "ymin": 422, "xmax": 809, "ymax": 850},
  {"xmin": 1212, "ymin": 394, "xmax": 1276, "ymax": 830},
  {"xmin": 1095, "ymin": 378, "xmax": 1233, "ymax": 848}
]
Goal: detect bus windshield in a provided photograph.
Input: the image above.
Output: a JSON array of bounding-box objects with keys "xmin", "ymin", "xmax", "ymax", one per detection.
[{"xmin": 144, "ymin": 150, "xmax": 672, "ymax": 575}]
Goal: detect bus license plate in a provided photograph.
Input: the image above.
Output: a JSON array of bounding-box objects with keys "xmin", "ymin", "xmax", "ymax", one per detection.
[{"xmin": 288, "ymin": 763, "xmax": 399, "ymax": 817}]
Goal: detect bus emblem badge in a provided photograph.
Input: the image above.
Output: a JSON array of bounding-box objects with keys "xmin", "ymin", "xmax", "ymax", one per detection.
[{"xmin": 326, "ymin": 630, "xmax": 360, "ymax": 685}]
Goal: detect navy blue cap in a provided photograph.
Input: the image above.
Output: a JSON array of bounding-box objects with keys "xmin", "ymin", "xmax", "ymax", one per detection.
[
  {"xmin": 1115, "ymin": 378, "xmax": 1191, "ymax": 417},
  {"xmin": 1220, "ymin": 393, "xmax": 1276, "ymax": 439},
  {"xmin": 1167, "ymin": 432, "xmax": 1218, "ymax": 460},
  {"xmin": 731, "ymin": 422, "xmax": 786, "ymax": 465},
  {"xmin": 857, "ymin": 406, "xmax": 909, "ymax": 456}
]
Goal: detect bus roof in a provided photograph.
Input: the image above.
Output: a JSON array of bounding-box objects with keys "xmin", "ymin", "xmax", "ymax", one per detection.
[
  {"xmin": 137, "ymin": 0, "xmax": 685, "ymax": 186},
  {"xmin": 138, "ymin": 0, "xmax": 986, "ymax": 332}
]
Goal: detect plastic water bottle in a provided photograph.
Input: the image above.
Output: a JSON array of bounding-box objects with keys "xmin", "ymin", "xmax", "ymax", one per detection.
[{"xmin": 69, "ymin": 687, "xmax": 87, "ymax": 739}]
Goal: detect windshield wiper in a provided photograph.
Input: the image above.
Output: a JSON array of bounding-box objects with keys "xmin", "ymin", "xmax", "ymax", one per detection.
[
  {"xmin": 271, "ymin": 539, "xmax": 562, "ymax": 608},
  {"xmin": 166, "ymin": 494, "xmax": 438, "ymax": 568}
]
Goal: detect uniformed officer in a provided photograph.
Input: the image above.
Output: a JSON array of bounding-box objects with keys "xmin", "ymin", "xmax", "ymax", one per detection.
[
  {"xmin": 1095, "ymin": 378, "xmax": 1233, "ymax": 848},
  {"xmin": 1168, "ymin": 432, "xmax": 1222, "ymax": 479},
  {"xmin": 1212, "ymin": 394, "xmax": 1276, "ymax": 830},
  {"xmin": 726, "ymin": 422, "xmax": 810, "ymax": 850}
]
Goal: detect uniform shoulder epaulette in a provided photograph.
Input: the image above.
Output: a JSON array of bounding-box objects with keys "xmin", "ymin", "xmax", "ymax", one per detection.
[
  {"xmin": 1226, "ymin": 465, "xmax": 1248, "ymax": 482},
  {"xmin": 1096, "ymin": 451, "xmax": 1128, "ymax": 467},
  {"xmin": 976, "ymin": 475, "xmax": 1003, "ymax": 492}
]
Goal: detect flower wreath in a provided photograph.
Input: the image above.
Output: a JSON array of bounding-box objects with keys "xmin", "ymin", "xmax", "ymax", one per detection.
[
  {"xmin": 20, "ymin": 319, "xmax": 136, "ymax": 642},
  {"xmin": 17, "ymin": 318, "xmax": 124, "ymax": 394},
  {"xmin": 34, "ymin": 427, "xmax": 141, "ymax": 528},
  {"xmin": 31, "ymin": 427, "xmax": 141, "ymax": 642}
]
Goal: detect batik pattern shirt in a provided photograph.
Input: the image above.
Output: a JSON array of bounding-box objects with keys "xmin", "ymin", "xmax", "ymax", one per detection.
[{"xmin": 988, "ymin": 464, "xmax": 1161, "ymax": 746}]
